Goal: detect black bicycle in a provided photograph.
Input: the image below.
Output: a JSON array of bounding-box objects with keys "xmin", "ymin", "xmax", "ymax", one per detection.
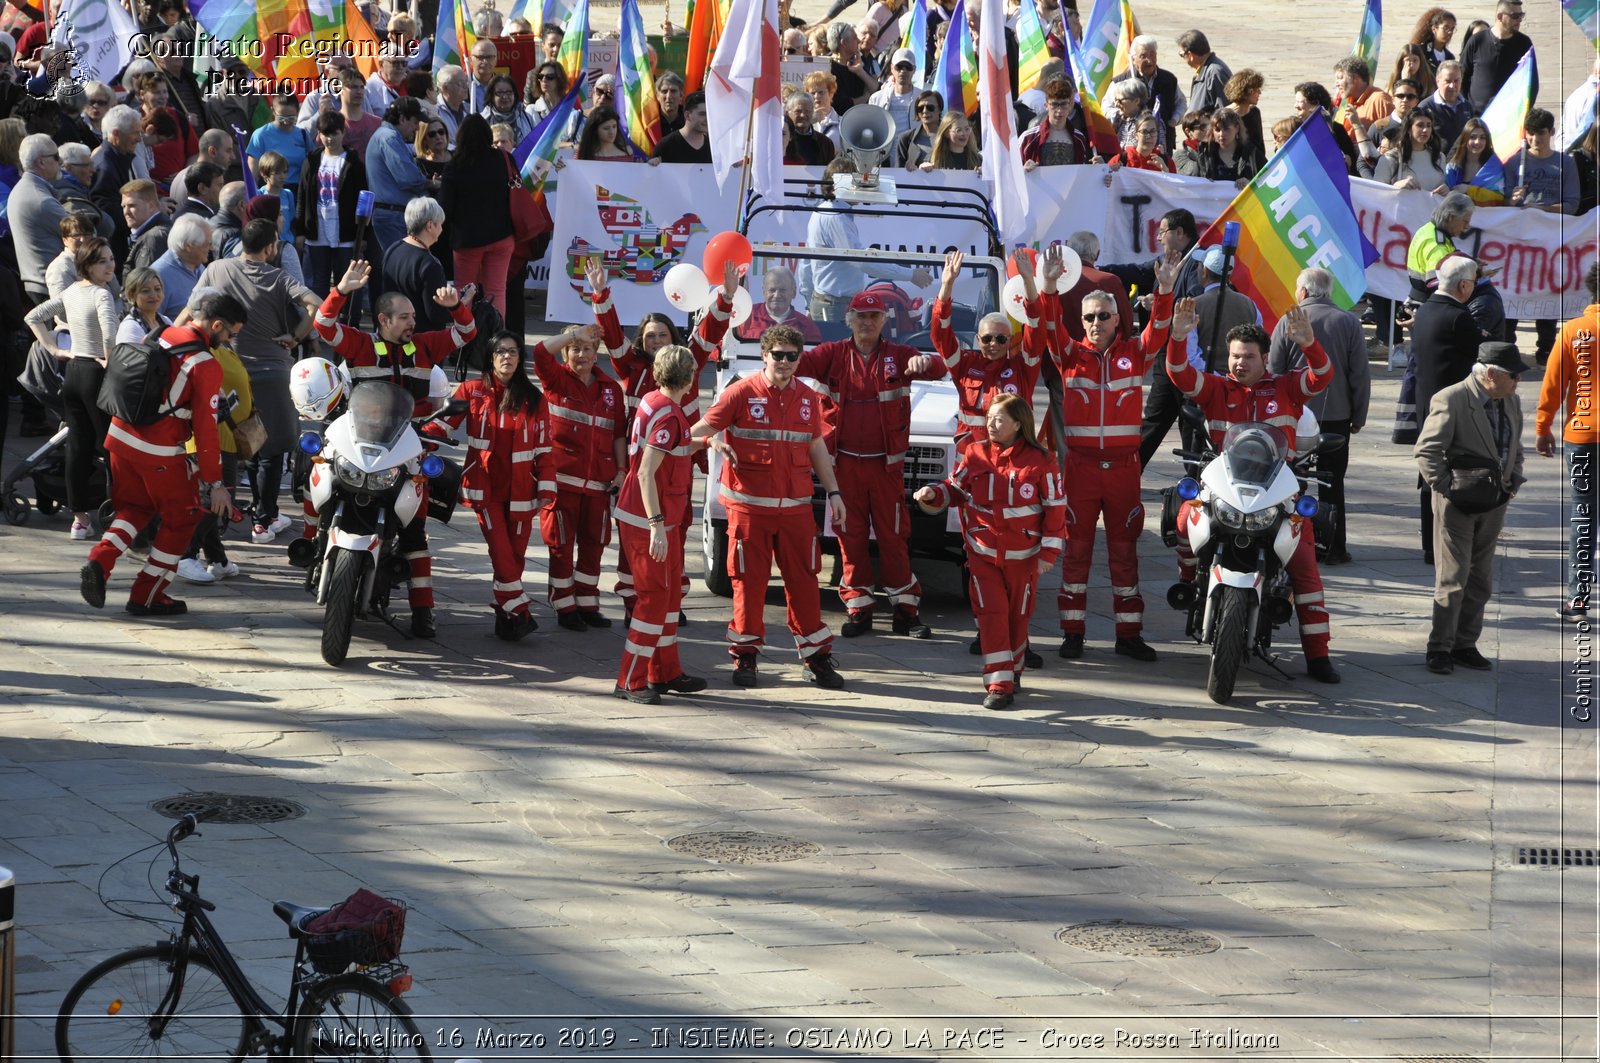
[{"xmin": 55, "ymin": 809, "xmax": 431, "ymax": 1061}]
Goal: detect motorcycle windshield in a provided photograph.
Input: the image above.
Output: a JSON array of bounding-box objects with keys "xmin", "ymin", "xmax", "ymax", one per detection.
[
  {"xmin": 345, "ymin": 382, "xmax": 416, "ymax": 449},
  {"xmin": 1221, "ymin": 422, "xmax": 1288, "ymax": 488}
]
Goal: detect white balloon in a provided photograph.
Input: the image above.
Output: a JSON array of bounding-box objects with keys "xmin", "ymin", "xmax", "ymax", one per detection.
[
  {"xmin": 663, "ymin": 262, "xmax": 711, "ymax": 312},
  {"xmin": 1042, "ymin": 244, "xmax": 1083, "ymax": 292},
  {"xmin": 1002, "ymin": 274, "xmax": 1030, "ymax": 320},
  {"xmin": 728, "ymin": 285, "xmax": 754, "ymax": 327}
]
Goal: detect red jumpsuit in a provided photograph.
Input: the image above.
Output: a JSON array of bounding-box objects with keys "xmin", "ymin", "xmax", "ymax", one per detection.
[
  {"xmin": 312, "ymin": 291, "xmax": 478, "ymax": 611},
  {"xmin": 922, "ymin": 440, "xmax": 1065, "ymax": 693},
  {"xmin": 594, "ymin": 287, "xmax": 732, "ymax": 612},
  {"xmin": 1054, "ymin": 290, "xmax": 1173, "ymax": 639},
  {"xmin": 1166, "ymin": 335, "xmax": 1335, "ymax": 660},
  {"xmin": 614, "ymin": 390, "xmax": 693, "ymax": 690},
  {"xmin": 930, "ymin": 294, "xmax": 1050, "ymax": 453},
  {"xmin": 529, "ymin": 342, "xmax": 626, "ymax": 616},
  {"xmin": 700, "ymin": 371, "xmax": 831, "ymax": 661},
  {"xmin": 797, "ymin": 337, "xmax": 945, "ymax": 621},
  {"xmin": 89, "ymin": 327, "xmax": 221, "ymax": 609},
  {"xmin": 436, "ymin": 372, "xmax": 555, "ymax": 622}
]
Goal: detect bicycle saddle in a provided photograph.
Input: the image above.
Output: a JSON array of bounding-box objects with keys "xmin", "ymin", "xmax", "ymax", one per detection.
[{"xmin": 273, "ymin": 900, "xmax": 332, "ymax": 935}]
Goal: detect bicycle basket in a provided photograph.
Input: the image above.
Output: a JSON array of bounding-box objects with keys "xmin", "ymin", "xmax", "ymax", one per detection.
[{"xmin": 302, "ymin": 889, "xmax": 407, "ymax": 974}]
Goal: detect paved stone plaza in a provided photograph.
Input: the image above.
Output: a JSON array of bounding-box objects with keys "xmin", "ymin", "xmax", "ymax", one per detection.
[{"xmin": 3, "ymin": 362, "xmax": 1597, "ymax": 1060}]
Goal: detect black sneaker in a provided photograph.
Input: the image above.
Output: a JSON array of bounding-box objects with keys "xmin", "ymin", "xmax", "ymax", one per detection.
[
  {"xmin": 840, "ymin": 611, "xmax": 874, "ymax": 637},
  {"xmin": 677, "ymin": 612, "xmax": 690, "ymax": 627},
  {"xmin": 1023, "ymin": 647, "xmax": 1043, "ymax": 670},
  {"xmin": 1059, "ymin": 634, "xmax": 1084, "ymax": 659},
  {"xmin": 558, "ymin": 611, "xmax": 588, "ymax": 631},
  {"xmin": 1425, "ymin": 651, "xmax": 1455, "ymax": 675},
  {"xmin": 969, "ymin": 637, "xmax": 982, "ymax": 655},
  {"xmin": 732, "ymin": 655, "xmax": 758, "ymax": 687},
  {"xmin": 891, "ymin": 614, "xmax": 932, "ymax": 639},
  {"xmin": 1115, "ymin": 636, "xmax": 1158, "ymax": 662},
  {"xmin": 410, "ymin": 607, "xmax": 435, "ymax": 638},
  {"xmin": 1307, "ymin": 656, "xmax": 1341, "ymax": 683},
  {"xmin": 805, "ymin": 654, "xmax": 845, "ymax": 689},
  {"xmin": 497, "ymin": 613, "xmax": 537, "ymax": 641},
  {"xmin": 1451, "ymin": 646, "xmax": 1493, "ymax": 671},
  {"xmin": 80, "ymin": 560, "xmax": 106, "ymax": 609},
  {"xmin": 126, "ymin": 596, "xmax": 187, "ymax": 617},
  {"xmin": 580, "ymin": 611, "xmax": 612, "ymax": 628},
  {"xmin": 1323, "ymin": 550, "xmax": 1354, "ymax": 566},
  {"xmin": 982, "ymin": 690, "xmax": 1017, "ymax": 711},
  {"xmin": 494, "ymin": 614, "xmax": 512, "ymax": 640},
  {"xmin": 652, "ymin": 674, "xmax": 709, "ymax": 695},
  {"xmin": 613, "ymin": 684, "xmax": 661, "ymax": 705}
]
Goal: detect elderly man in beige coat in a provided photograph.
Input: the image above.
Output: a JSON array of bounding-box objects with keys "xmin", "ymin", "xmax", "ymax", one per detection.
[{"xmin": 1414, "ymin": 341, "xmax": 1530, "ymax": 675}]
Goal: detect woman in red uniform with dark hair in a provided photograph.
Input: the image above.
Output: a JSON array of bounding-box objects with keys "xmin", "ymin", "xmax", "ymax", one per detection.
[
  {"xmin": 915, "ymin": 394, "xmax": 1066, "ymax": 711},
  {"xmin": 436, "ymin": 330, "xmax": 568, "ymax": 641},
  {"xmin": 613, "ymin": 345, "xmax": 708, "ymax": 704}
]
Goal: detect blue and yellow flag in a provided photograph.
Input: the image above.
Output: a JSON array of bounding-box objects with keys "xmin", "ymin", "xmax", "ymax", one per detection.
[{"xmin": 1351, "ymin": 0, "xmax": 1382, "ymax": 74}]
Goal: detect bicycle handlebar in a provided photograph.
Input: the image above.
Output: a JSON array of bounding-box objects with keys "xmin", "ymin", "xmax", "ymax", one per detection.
[{"xmin": 164, "ymin": 809, "xmax": 220, "ymax": 912}]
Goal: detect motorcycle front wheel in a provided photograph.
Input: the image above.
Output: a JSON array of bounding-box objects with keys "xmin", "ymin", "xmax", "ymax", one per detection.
[
  {"xmin": 322, "ymin": 549, "xmax": 371, "ymax": 667},
  {"xmin": 1207, "ymin": 585, "xmax": 1252, "ymax": 705}
]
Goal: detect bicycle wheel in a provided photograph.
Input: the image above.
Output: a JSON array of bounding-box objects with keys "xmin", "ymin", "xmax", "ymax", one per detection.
[
  {"xmin": 292, "ymin": 975, "xmax": 431, "ymax": 1062},
  {"xmin": 56, "ymin": 944, "xmax": 248, "ymax": 1062}
]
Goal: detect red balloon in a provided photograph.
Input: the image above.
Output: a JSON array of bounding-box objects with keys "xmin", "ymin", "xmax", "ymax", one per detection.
[
  {"xmin": 1006, "ymin": 246, "xmax": 1039, "ymax": 278},
  {"xmin": 703, "ymin": 231, "xmax": 753, "ymax": 281}
]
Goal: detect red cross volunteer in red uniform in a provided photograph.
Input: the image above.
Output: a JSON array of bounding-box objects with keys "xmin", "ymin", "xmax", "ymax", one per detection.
[
  {"xmin": 312, "ymin": 259, "xmax": 479, "ymax": 638},
  {"xmin": 798, "ymin": 289, "xmax": 947, "ymax": 640},
  {"xmin": 531, "ymin": 323, "xmax": 628, "ymax": 629},
  {"xmin": 612, "ymin": 344, "xmax": 709, "ymax": 704},
  {"xmin": 692, "ymin": 325, "xmax": 849, "ymax": 690},
  {"xmin": 931, "ymin": 248, "xmax": 1059, "ymax": 454},
  {"xmin": 1165, "ymin": 302, "xmax": 1341, "ymax": 684},
  {"xmin": 1054, "ymin": 252, "xmax": 1179, "ymax": 663},
  {"xmin": 916, "ymin": 394, "xmax": 1066, "ymax": 711},
  {"xmin": 81, "ymin": 291, "xmax": 247, "ymax": 616}
]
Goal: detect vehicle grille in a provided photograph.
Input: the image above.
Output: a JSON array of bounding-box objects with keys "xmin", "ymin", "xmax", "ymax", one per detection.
[{"xmin": 902, "ymin": 444, "xmax": 951, "ymax": 490}]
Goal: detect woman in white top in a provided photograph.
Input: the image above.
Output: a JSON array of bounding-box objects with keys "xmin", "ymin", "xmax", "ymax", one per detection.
[
  {"xmin": 1373, "ymin": 110, "xmax": 1449, "ymax": 194},
  {"xmin": 115, "ymin": 267, "xmax": 170, "ymax": 346},
  {"xmin": 25, "ymin": 238, "xmax": 123, "ymax": 538}
]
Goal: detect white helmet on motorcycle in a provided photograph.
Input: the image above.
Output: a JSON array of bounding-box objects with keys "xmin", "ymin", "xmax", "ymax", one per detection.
[
  {"xmin": 429, "ymin": 364, "xmax": 452, "ymax": 408},
  {"xmin": 290, "ymin": 357, "xmax": 349, "ymax": 421}
]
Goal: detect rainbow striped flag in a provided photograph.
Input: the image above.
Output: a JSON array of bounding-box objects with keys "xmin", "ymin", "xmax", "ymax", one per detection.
[
  {"xmin": 514, "ymin": 76, "xmax": 585, "ymax": 201},
  {"xmin": 278, "ymin": 0, "xmax": 383, "ymax": 81},
  {"xmin": 1112, "ymin": 0, "xmax": 1139, "ymax": 81},
  {"xmin": 1351, "ymin": 0, "xmax": 1382, "ymax": 75},
  {"xmin": 1469, "ymin": 49, "xmax": 1536, "ymax": 204},
  {"xmin": 902, "ymin": 0, "xmax": 929, "ymax": 90},
  {"xmin": 556, "ymin": 0, "xmax": 591, "ymax": 95},
  {"xmin": 189, "ymin": 0, "xmax": 305, "ymax": 79},
  {"xmin": 1063, "ymin": 18, "xmax": 1120, "ymax": 156},
  {"xmin": 1563, "ymin": 0, "xmax": 1600, "ymax": 40},
  {"xmin": 1200, "ymin": 116, "xmax": 1378, "ymax": 328},
  {"xmin": 617, "ymin": 0, "xmax": 662, "ymax": 150},
  {"xmin": 935, "ymin": 0, "xmax": 978, "ymax": 116},
  {"xmin": 1079, "ymin": 0, "xmax": 1122, "ymax": 103},
  {"xmin": 1460, "ymin": 153, "xmax": 1507, "ymax": 205},
  {"xmin": 433, "ymin": 0, "xmax": 477, "ymax": 73},
  {"xmin": 685, "ymin": 0, "xmax": 729, "ymax": 93},
  {"xmin": 1014, "ymin": 0, "xmax": 1050, "ymax": 97}
]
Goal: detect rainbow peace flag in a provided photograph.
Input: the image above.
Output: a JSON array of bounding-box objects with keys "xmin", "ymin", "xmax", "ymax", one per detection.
[
  {"xmin": 514, "ymin": 76, "xmax": 585, "ymax": 201},
  {"xmin": 685, "ymin": 0, "xmax": 730, "ymax": 93},
  {"xmin": 1351, "ymin": 0, "xmax": 1381, "ymax": 75},
  {"xmin": 433, "ymin": 0, "xmax": 477, "ymax": 73},
  {"xmin": 278, "ymin": 0, "xmax": 383, "ymax": 81},
  {"xmin": 557, "ymin": 0, "xmax": 591, "ymax": 95},
  {"xmin": 1563, "ymin": 0, "xmax": 1600, "ymax": 40},
  {"xmin": 902, "ymin": 0, "xmax": 929, "ymax": 90},
  {"xmin": 935, "ymin": 0, "xmax": 978, "ymax": 116},
  {"xmin": 618, "ymin": 0, "xmax": 662, "ymax": 150},
  {"xmin": 1481, "ymin": 48, "xmax": 1537, "ymax": 165},
  {"xmin": 1200, "ymin": 116, "xmax": 1379, "ymax": 328},
  {"xmin": 1063, "ymin": 18, "xmax": 1120, "ymax": 156},
  {"xmin": 1079, "ymin": 0, "xmax": 1122, "ymax": 102},
  {"xmin": 189, "ymin": 0, "xmax": 306, "ymax": 79},
  {"xmin": 1014, "ymin": 0, "xmax": 1050, "ymax": 97}
]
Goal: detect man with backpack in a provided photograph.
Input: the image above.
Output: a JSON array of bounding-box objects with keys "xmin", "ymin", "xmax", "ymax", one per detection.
[{"xmin": 80, "ymin": 291, "xmax": 249, "ymax": 617}]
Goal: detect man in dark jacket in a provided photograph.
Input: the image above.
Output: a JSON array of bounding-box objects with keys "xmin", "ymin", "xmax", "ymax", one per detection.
[
  {"xmin": 1461, "ymin": 0, "xmax": 1537, "ymax": 111},
  {"xmin": 1409, "ymin": 254, "xmax": 1486, "ymax": 563},
  {"xmin": 1111, "ymin": 35, "xmax": 1186, "ymax": 145},
  {"xmin": 122, "ymin": 180, "xmax": 172, "ymax": 271}
]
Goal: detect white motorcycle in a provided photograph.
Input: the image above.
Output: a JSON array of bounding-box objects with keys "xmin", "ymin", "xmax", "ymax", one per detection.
[
  {"xmin": 1162, "ymin": 411, "xmax": 1343, "ymax": 704},
  {"xmin": 289, "ymin": 380, "xmax": 464, "ymax": 666}
]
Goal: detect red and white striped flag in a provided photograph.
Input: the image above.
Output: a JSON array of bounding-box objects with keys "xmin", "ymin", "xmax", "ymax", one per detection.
[
  {"xmin": 978, "ymin": 0, "xmax": 1028, "ymax": 241},
  {"xmin": 706, "ymin": 0, "xmax": 783, "ymax": 199}
]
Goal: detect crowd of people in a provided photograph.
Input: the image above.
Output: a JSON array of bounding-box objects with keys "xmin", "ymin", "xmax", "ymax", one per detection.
[{"xmin": 0, "ymin": 0, "xmax": 1590, "ymax": 703}]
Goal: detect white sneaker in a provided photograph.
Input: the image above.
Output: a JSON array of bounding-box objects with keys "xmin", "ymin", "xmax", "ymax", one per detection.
[
  {"xmin": 251, "ymin": 522, "xmax": 274, "ymax": 544},
  {"xmin": 70, "ymin": 519, "xmax": 91, "ymax": 540},
  {"xmin": 176, "ymin": 557, "xmax": 216, "ymax": 584},
  {"xmin": 267, "ymin": 514, "xmax": 294, "ymax": 537},
  {"xmin": 208, "ymin": 560, "xmax": 241, "ymax": 580}
]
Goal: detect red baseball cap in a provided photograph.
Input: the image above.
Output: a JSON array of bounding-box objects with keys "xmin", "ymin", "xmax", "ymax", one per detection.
[{"xmin": 848, "ymin": 291, "xmax": 888, "ymax": 313}]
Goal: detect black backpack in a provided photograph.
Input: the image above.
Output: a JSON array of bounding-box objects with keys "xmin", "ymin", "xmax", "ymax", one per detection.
[
  {"xmin": 453, "ymin": 296, "xmax": 504, "ymax": 380},
  {"xmin": 97, "ymin": 334, "xmax": 207, "ymax": 425}
]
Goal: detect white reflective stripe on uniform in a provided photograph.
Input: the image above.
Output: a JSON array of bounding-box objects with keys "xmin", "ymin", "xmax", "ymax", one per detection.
[
  {"xmin": 1297, "ymin": 591, "xmax": 1324, "ymax": 605},
  {"xmin": 885, "ymin": 451, "xmax": 905, "ymax": 465},
  {"xmin": 957, "ymin": 412, "xmax": 987, "ymax": 426},
  {"xmin": 556, "ymin": 473, "xmax": 612, "ymax": 492},
  {"xmin": 147, "ymin": 547, "xmax": 181, "ymax": 565},
  {"xmin": 107, "ymin": 422, "xmax": 187, "ymax": 456},
  {"xmin": 1300, "ymin": 623, "xmax": 1329, "ymax": 634},
  {"xmin": 965, "ymin": 535, "xmax": 997, "ymax": 557},
  {"xmin": 1063, "ymin": 377, "xmax": 1102, "ymax": 390},
  {"xmin": 1059, "ymin": 609, "xmax": 1087, "ymax": 620},
  {"xmin": 1102, "ymin": 375, "xmax": 1142, "ymax": 391},
  {"xmin": 727, "ymin": 426, "xmax": 813, "ymax": 443},
  {"xmin": 877, "ymin": 387, "xmax": 910, "ymax": 402},
  {"xmin": 493, "ymin": 580, "xmax": 522, "ymax": 592},
  {"xmin": 1113, "ymin": 586, "xmax": 1140, "ymax": 597},
  {"xmin": 548, "ymin": 405, "xmax": 615, "ymax": 430},
  {"xmin": 1060, "ymin": 583, "xmax": 1089, "ymax": 593},
  {"xmin": 982, "ymin": 650, "xmax": 1012, "ymax": 665},
  {"xmin": 1041, "ymin": 537, "xmax": 1064, "ymax": 550},
  {"xmin": 1064, "ymin": 424, "xmax": 1140, "ymax": 437},
  {"xmin": 511, "ymin": 450, "xmax": 536, "ymax": 462},
  {"xmin": 500, "ymin": 593, "xmax": 530, "ymax": 612},
  {"xmin": 509, "ymin": 499, "xmax": 539, "ymax": 512},
  {"xmin": 629, "ymin": 617, "xmax": 666, "ymax": 635},
  {"xmin": 461, "ymin": 486, "xmax": 484, "ymax": 501},
  {"xmin": 591, "ymin": 296, "xmax": 613, "ymax": 315},
  {"xmin": 988, "ymin": 669, "xmax": 1015, "ymax": 684},
  {"xmin": 842, "ymin": 592, "xmax": 875, "ymax": 609},
  {"xmin": 657, "ymin": 633, "xmax": 678, "ymax": 648},
  {"xmin": 720, "ymin": 486, "xmax": 810, "ymax": 508},
  {"xmin": 1114, "ymin": 611, "xmax": 1141, "ymax": 622},
  {"xmin": 794, "ymin": 626, "xmax": 831, "ymax": 658},
  {"xmin": 1002, "ymin": 504, "xmax": 1042, "ymax": 518},
  {"xmin": 809, "ymin": 381, "xmax": 836, "ymax": 401},
  {"xmin": 623, "ymin": 639, "xmax": 657, "ymax": 657},
  {"xmin": 467, "ymin": 436, "xmax": 491, "ymax": 449},
  {"xmin": 727, "ymin": 629, "xmax": 761, "ymax": 644},
  {"xmin": 1003, "ymin": 546, "xmax": 1040, "ymax": 560},
  {"xmin": 408, "ymin": 577, "xmax": 432, "ymax": 588},
  {"xmin": 575, "ymin": 568, "xmax": 600, "ymax": 584}
]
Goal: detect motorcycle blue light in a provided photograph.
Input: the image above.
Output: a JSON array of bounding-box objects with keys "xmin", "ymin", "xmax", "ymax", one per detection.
[
  {"xmin": 1177, "ymin": 477, "xmax": 1201, "ymax": 501},
  {"xmin": 1296, "ymin": 495, "xmax": 1319, "ymax": 518},
  {"xmin": 298, "ymin": 431, "xmax": 322, "ymax": 455},
  {"xmin": 421, "ymin": 454, "xmax": 445, "ymax": 479}
]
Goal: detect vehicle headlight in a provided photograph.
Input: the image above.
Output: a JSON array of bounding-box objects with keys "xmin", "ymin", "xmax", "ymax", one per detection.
[
  {"xmin": 366, "ymin": 467, "xmax": 402, "ymax": 491},
  {"xmin": 1212, "ymin": 500, "xmax": 1244, "ymax": 528},
  {"xmin": 1244, "ymin": 508, "xmax": 1279, "ymax": 532},
  {"xmin": 333, "ymin": 455, "xmax": 367, "ymax": 489}
]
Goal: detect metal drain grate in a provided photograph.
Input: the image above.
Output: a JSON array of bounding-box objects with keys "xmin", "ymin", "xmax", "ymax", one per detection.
[
  {"xmin": 1057, "ymin": 920, "xmax": 1221, "ymax": 957},
  {"xmin": 1516, "ymin": 847, "xmax": 1598, "ymax": 868},
  {"xmin": 666, "ymin": 831, "xmax": 820, "ymax": 864},
  {"xmin": 150, "ymin": 792, "xmax": 307, "ymax": 824}
]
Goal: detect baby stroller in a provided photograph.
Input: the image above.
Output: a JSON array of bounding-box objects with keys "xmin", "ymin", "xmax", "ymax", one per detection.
[{"xmin": 2, "ymin": 341, "xmax": 106, "ymax": 526}]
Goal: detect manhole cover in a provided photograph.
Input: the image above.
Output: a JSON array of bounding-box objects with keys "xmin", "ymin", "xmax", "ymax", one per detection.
[
  {"xmin": 1057, "ymin": 920, "xmax": 1221, "ymax": 957},
  {"xmin": 666, "ymin": 831, "xmax": 820, "ymax": 864},
  {"xmin": 150, "ymin": 792, "xmax": 307, "ymax": 824},
  {"xmin": 1516, "ymin": 846, "xmax": 1597, "ymax": 868}
]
